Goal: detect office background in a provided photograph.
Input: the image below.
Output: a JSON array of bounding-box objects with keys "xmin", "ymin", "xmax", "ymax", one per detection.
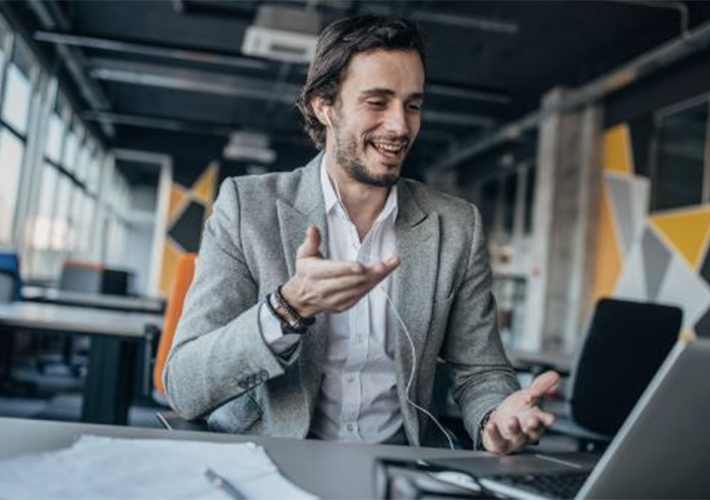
[{"xmin": 1, "ymin": 0, "xmax": 710, "ymax": 431}]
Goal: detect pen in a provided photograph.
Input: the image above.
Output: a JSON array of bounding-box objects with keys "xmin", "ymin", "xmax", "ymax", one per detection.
[{"xmin": 204, "ymin": 467, "xmax": 248, "ymax": 500}]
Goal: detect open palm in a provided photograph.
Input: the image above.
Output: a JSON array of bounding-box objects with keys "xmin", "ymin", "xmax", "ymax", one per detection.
[{"xmin": 482, "ymin": 371, "xmax": 560, "ymax": 454}]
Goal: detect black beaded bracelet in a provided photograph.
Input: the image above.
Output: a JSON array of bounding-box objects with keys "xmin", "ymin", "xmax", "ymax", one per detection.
[
  {"xmin": 275, "ymin": 286, "xmax": 315, "ymax": 326},
  {"xmin": 264, "ymin": 294, "xmax": 290, "ymax": 330},
  {"xmin": 269, "ymin": 286, "xmax": 314, "ymax": 334}
]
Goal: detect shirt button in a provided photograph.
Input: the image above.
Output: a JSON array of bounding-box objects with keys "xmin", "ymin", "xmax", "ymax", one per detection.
[
  {"xmin": 346, "ymin": 424, "xmax": 354, "ymax": 432},
  {"xmin": 347, "ymin": 376, "xmax": 355, "ymax": 383}
]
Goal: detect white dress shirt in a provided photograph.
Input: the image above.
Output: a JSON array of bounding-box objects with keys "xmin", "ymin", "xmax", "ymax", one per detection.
[{"xmin": 258, "ymin": 158, "xmax": 403, "ymax": 443}]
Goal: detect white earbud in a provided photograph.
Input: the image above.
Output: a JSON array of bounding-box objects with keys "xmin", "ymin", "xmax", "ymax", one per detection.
[{"xmin": 322, "ymin": 108, "xmax": 333, "ymax": 129}]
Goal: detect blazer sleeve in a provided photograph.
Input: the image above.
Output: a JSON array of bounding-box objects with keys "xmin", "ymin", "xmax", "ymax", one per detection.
[
  {"xmin": 440, "ymin": 203, "xmax": 521, "ymax": 449},
  {"xmin": 163, "ymin": 179, "xmax": 296, "ymax": 420}
]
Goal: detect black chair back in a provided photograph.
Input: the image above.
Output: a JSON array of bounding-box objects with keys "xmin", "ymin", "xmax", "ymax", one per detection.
[{"xmin": 570, "ymin": 298, "xmax": 682, "ymax": 436}]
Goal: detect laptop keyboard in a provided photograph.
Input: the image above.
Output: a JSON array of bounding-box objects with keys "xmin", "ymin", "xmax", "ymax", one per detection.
[{"xmin": 485, "ymin": 470, "xmax": 590, "ymax": 499}]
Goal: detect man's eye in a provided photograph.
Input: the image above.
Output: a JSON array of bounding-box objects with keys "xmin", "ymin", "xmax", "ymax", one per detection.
[
  {"xmin": 367, "ymin": 100, "xmax": 386, "ymax": 108},
  {"xmin": 407, "ymin": 103, "xmax": 422, "ymax": 112}
]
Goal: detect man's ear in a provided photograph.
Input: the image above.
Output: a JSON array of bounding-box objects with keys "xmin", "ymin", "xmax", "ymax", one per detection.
[{"xmin": 312, "ymin": 97, "xmax": 333, "ymax": 128}]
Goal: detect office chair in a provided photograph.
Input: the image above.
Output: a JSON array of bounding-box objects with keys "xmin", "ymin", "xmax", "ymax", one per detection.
[
  {"xmin": 151, "ymin": 253, "xmax": 209, "ymax": 432},
  {"xmin": 552, "ymin": 298, "xmax": 682, "ymax": 451}
]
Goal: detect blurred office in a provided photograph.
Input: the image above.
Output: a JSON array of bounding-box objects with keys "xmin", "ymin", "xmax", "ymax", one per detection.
[{"xmin": 0, "ymin": 0, "xmax": 709, "ymax": 444}]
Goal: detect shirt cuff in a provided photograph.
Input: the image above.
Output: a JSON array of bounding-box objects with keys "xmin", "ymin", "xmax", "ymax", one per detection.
[{"xmin": 258, "ymin": 302, "xmax": 301, "ymax": 356}]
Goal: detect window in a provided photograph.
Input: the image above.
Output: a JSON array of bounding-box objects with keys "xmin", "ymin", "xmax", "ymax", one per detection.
[
  {"xmin": 1, "ymin": 40, "xmax": 33, "ymax": 135},
  {"xmin": 45, "ymin": 113, "xmax": 64, "ymax": 164},
  {"xmin": 32, "ymin": 163, "xmax": 58, "ymax": 251},
  {"xmin": 51, "ymin": 175, "xmax": 72, "ymax": 251},
  {"xmin": 75, "ymin": 141, "xmax": 90, "ymax": 183},
  {"xmin": 87, "ymin": 150, "xmax": 102, "ymax": 194},
  {"xmin": 651, "ymin": 97, "xmax": 709, "ymax": 211},
  {"xmin": 0, "ymin": 21, "xmax": 6, "ymax": 93},
  {"xmin": 80, "ymin": 195, "xmax": 96, "ymax": 252},
  {"xmin": 62, "ymin": 128, "xmax": 78, "ymax": 173},
  {"xmin": 0, "ymin": 129, "xmax": 24, "ymax": 244}
]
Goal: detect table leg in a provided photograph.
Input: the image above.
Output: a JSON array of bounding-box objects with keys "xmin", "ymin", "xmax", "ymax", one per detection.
[{"xmin": 81, "ymin": 337, "xmax": 137, "ymax": 425}]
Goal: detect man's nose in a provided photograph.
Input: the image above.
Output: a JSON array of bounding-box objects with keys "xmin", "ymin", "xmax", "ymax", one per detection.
[{"xmin": 383, "ymin": 104, "xmax": 409, "ymax": 137}]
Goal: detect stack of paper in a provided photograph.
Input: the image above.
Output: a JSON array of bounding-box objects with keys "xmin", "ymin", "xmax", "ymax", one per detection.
[{"xmin": 0, "ymin": 435, "xmax": 317, "ymax": 499}]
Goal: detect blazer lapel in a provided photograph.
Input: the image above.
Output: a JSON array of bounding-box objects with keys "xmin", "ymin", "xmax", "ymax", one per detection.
[
  {"xmin": 393, "ymin": 181, "xmax": 440, "ymax": 444},
  {"xmin": 276, "ymin": 154, "xmax": 329, "ymax": 414}
]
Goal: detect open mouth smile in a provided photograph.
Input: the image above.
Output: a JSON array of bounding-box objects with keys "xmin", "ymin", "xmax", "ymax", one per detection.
[{"xmin": 368, "ymin": 140, "xmax": 407, "ymax": 163}]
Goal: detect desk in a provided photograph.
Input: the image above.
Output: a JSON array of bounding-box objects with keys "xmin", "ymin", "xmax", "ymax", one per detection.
[
  {"xmin": 22, "ymin": 286, "xmax": 165, "ymax": 314},
  {"xmin": 0, "ymin": 417, "xmax": 482, "ymax": 499},
  {"xmin": 0, "ymin": 303, "xmax": 163, "ymax": 425}
]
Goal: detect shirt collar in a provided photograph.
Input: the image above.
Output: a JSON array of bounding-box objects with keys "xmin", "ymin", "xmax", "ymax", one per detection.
[{"xmin": 319, "ymin": 156, "xmax": 399, "ymax": 223}]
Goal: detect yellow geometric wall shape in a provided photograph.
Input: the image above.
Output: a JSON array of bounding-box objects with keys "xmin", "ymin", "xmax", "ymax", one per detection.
[
  {"xmin": 168, "ymin": 186, "xmax": 189, "ymax": 224},
  {"xmin": 159, "ymin": 239, "xmax": 184, "ymax": 296},
  {"xmin": 593, "ymin": 183, "xmax": 624, "ymax": 302},
  {"xmin": 603, "ymin": 124, "xmax": 633, "ymax": 176},
  {"xmin": 650, "ymin": 207, "xmax": 710, "ymax": 270},
  {"xmin": 193, "ymin": 163, "xmax": 219, "ymax": 206}
]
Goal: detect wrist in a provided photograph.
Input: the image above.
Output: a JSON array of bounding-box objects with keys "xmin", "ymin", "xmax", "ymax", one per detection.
[
  {"xmin": 281, "ymin": 280, "xmax": 317, "ymax": 318},
  {"xmin": 269, "ymin": 285, "xmax": 316, "ymax": 335}
]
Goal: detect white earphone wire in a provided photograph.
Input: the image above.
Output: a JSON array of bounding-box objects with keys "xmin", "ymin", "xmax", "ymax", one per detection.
[{"xmin": 328, "ymin": 170, "xmax": 455, "ymax": 450}]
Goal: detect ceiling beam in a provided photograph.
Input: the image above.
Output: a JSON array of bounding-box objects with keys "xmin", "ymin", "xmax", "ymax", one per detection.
[
  {"xmin": 88, "ymin": 58, "xmax": 498, "ymax": 129},
  {"xmin": 35, "ymin": 30, "xmax": 511, "ymax": 105},
  {"xmin": 88, "ymin": 58, "xmax": 300, "ymax": 103},
  {"xmin": 34, "ymin": 30, "xmax": 270, "ymax": 70}
]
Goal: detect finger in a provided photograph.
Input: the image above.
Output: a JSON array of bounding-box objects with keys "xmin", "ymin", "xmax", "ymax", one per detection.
[
  {"xmin": 296, "ymin": 226, "xmax": 322, "ymax": 259},
  {"xmin": 524, "ymin": 427, "xmax": 544, "ymax": 445},
  {"xmin": 499, "ymin": 416, "xmax": 521, "ymax": 441},
  {"xmin": 535, "ymin": 408, "xmax": 556, "ymax": 428},
  {"xmin": 483, "ymin": 422, "xmax": 509, "ymax": 454},
  {"xmin": 500, "ymin": 417, "xmax": 527, "ymax": 451},
  {"xmin": 521, "ymin": 414, "xmax": 544, "ymax": 440},
  {"xmin": 365, "ymin": 256, "xmax": 401, "ymax": 276},
  {"xmin": 526, "ymin": 370, "xmax": 561, "ymax": 403},
  {"xmin": 326, "ymin": 285, "xmax": 373, "ymax": 311},
  {"xmin": 362, "ymin": 258, "xmax": 401, "ymax": 285},
  {"xmin": 308, "ymin": 259, "xmax": 366, "ymax": 279},
  {"xmin": 317, "ymin": 274, "xmax": 371, "ymax": 295}
]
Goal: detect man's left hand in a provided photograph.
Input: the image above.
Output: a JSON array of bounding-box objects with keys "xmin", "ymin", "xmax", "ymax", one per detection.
[{"xmin": 482, "ymin": 371, "xmax": 560, "ymax": 454}]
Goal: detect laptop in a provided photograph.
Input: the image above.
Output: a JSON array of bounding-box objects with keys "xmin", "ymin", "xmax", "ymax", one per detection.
[{"xmin": 428, "ymin": 339, "xmax": 710, "ymax": 499}]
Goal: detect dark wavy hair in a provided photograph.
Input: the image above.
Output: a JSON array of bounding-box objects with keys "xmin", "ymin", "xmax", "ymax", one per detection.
[{"xmin": 295, "ymin": 15, "xmax": 426, "ymax": 149}]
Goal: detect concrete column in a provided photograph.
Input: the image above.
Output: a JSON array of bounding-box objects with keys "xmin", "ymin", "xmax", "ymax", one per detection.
[{"xmin": 523, "ymin": 88, "xmax": 603, "ymax": 353}]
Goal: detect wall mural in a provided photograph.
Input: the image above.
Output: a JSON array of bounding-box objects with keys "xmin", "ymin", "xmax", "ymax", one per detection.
[
  {"xmin": 593, "ymin": 123, "xmax": 710, "ymax": 339},
  {"xmin": 159, "ymin": 162, "xmax": 219, "ymax": 296}
]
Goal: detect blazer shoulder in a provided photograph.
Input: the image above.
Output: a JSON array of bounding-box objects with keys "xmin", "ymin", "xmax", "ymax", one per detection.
[
  {"xmin": 221, "ymin": 167, "xmax": 307, "ymax": 207},
  {"xmin": 402, "ymin": 178, "xmax": 478, "ymax": 220}
]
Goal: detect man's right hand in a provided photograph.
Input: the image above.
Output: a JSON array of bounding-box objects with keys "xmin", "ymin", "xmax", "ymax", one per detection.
[{"xmin": 281, "ymin": 226, "xmax": 400, "ymax": 318}]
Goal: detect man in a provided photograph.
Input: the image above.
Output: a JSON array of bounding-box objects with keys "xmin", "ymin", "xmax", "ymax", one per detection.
[{"xmin": 165, "ymin": 15, "xmax": 558, "ymax": 453}]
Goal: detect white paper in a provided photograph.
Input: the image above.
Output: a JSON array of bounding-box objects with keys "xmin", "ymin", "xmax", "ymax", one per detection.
[{"xmin": 0, "ymin": 435, "xmax": 317, "ymax": 500}]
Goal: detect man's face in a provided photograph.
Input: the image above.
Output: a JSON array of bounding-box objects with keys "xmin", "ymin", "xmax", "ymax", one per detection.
[{"xmin": 326, "ymin": 49, "xmax": 425, "ymax": 188}]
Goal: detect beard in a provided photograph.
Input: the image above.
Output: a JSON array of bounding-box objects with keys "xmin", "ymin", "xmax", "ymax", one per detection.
[{"xmin": 332, "ymin": 119, "xmax": 407, "ymax": 189}]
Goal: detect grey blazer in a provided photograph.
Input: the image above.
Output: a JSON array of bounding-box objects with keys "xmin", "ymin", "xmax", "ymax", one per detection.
[{"xmin": 164, "ymin": 154, "xmax": 519, "ymax": 448}]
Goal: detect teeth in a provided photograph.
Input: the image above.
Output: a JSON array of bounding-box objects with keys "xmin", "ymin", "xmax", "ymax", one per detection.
[{"xmin": 373, "ymin": 142, "xmax": 404, "ymax": 153}]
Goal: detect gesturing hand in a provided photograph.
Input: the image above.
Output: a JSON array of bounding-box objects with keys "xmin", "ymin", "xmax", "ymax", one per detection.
[
  {"xmin": 482, "ymin": 371, "xmax": 560, "ymax": 454},
  {"xmin": 281, "ymin": 226, "xmax": 401, "ymax": 317}
]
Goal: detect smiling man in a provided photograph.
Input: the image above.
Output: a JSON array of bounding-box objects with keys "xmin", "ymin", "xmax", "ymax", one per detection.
[{"xmin": 165, "ymin": 15, "xmax": 558, "ymax": 453}]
